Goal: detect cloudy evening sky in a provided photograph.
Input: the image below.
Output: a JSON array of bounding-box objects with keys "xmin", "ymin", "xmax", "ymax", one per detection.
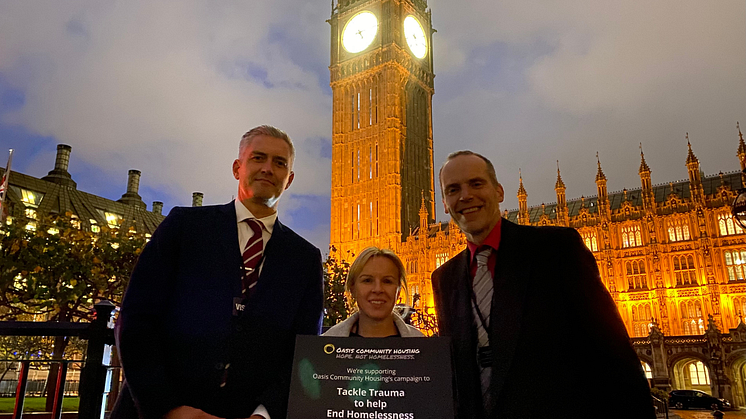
[{"xmin": 0, "ymin": 0, "xmax": 744, "ymax": 251}]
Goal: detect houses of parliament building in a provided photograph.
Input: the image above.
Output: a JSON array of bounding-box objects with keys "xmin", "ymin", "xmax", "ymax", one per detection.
[{"xmin": 328, "ymin": 0, "xmax": 745, "ymax": 405}]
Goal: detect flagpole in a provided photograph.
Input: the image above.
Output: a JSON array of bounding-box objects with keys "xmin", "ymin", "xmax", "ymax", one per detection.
[{"xmin": 0, "ymin": 149, "xmax": 15, "ymax": 224}]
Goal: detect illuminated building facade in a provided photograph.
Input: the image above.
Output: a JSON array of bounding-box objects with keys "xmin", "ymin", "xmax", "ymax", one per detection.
[
  {"xmin": 327, "ymin": 0, "xmax": 745, "ymax": 405},
  {"xmin": 1, "ymin": 144, "xmax": 166, "ymax": 234}
]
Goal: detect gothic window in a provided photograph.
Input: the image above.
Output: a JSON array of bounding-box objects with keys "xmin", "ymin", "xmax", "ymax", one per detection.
[
  {"xmin": 625, "ymin": 260, "xmax": 648, "ymax": 290},
  {"xmin": 680, "ymin": 300, "xmax": 704, "ymax": 335},
  {"xmin": 733, "ymin": 296, "xmax": 745, "ymax": 321},
  {"xmin": 667, "ymin": 218, "xmax": 691, "ymax": 242},
  {"xmin": 357, "ymin": 149, "xmax": 360, "ymax": 181},
  {"xmin": 688, "ymin": 361, "xmax": 710, "ymax": 385},
  {"xmin": 351, "ymin": 93, "xmax": 355, "ymax": 131},
  {"xmin": 369, "ymin": 88, "xmax": 373, "ymax": 125},
  {"xmin": 621, "ymin": 225, "xmax": 642, "ymax": 248},
  {"xmin": 673, "ymin": 254, "xmax": 697, "ymax": 286},
  {"xmin": 631, "ymin": 303, "xmax": 652, "ymax": 337},
  {"xmin": 718, "ymin": 213, "xmax": 743, "ymax": 236},
  {"xmin": 435, "ymin": 252, "xmax": 448, "ymax": 268},
  {"xmin": 375, "ymin": 143, "xmax": 378, "ymax": 177},
  {"xmin": 582, "ymin": 231, "xmax": 598, "ymax": 252},
  {"xmin": 369, "ymin": 202, "xmax": 373, "ymax": 237},
  {"xmin": 351, "ymin": 151, "xmax": 355, "ymax": 183},
  {"xmin": 356, "ymin": 92, "xmax": 361, "ymax": 129},
  {"xmin": 724, "ymin": 249, "xmax": 746, "ymax": 281},
  {"xmin": 356, "ymin": 204, "xmax": 360, "ymax": 237},
  {"xmin": 369, "ymin": 147, "xmax": 372, "ymax": 179}
]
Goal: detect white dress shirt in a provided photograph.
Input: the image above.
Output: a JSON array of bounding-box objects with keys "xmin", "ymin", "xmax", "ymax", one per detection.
[{"xmin": 235, "ymin": 199, "xmax": 277, "ymax": 276}]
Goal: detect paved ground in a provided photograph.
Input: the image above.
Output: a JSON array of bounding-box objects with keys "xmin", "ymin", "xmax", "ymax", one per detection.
[{"xmin": 670, "ymin": 409, "xmax": 745, "ymax": 419}]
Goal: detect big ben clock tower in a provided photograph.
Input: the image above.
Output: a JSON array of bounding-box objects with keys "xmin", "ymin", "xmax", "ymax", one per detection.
[{"xmin": 329, "ymin": 0, "xmax": 435, "ymax": 259}]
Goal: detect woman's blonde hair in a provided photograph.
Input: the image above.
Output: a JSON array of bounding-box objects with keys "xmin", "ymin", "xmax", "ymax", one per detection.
[{"xmin": 345, "ymin": 246, "xmax": 410, "ymax": 314}]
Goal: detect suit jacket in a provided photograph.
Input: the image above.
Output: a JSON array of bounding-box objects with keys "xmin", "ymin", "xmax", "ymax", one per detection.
[
  {"xmin": 113, "ymin": 202, "xmax": 324, "ymax": 419},
  {"xmin": 431, "ymin": 219, "xmax": 654, "ymax": 418}
]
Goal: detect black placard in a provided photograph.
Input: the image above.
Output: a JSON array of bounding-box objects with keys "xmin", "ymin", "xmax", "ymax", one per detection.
[{"xmin": 287, "ymin": 335, "xmax": 453, "ymax": 419}]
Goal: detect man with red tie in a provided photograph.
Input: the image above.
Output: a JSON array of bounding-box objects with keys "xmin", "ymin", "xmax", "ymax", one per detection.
[
  {"xmin": 114, "ymin": 126, "xmax": 324, "ymax": 419},
  {"xmin": 432, "ymin": 150, "xmax": 654, "ymax": 418}
]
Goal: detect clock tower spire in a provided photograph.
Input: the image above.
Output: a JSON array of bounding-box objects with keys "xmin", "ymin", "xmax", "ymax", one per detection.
[{"xmin": 328, "ymin": 0, "xmax": 435, "ymax": 258}]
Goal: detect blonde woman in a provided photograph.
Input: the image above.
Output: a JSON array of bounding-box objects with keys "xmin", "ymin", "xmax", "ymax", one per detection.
[{"xmin": 324, "ymin": 247, "xmax": 424, "ymax": 337}]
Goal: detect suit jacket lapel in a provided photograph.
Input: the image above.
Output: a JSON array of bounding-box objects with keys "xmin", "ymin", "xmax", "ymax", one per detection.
[
  {"xmin": 447, "ymin": 252, "xmax": 472, "ymax": 343},
  {"xmin": 253, "ymin": 218, "xmax": 292, "ymax": 296},
  {"xmin": 489, "ymin": 220, "xmax": 530, "ymax": 401},
  {"xmin": 219, "ymin": 202, "xmax": 243, "ymax": 291}
]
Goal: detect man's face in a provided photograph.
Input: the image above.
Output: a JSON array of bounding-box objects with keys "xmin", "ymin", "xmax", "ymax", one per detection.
[
  {"xmin": 232, "ymin": 135, "xmax": 294, "ymax": 208},
  {"xmin": 440, "ymin": 154, "xmax": 504, "ymax": 243}
]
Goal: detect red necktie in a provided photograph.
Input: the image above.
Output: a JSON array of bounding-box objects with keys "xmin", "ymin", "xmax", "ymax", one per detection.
[{"xmin": 242, "ymin": 219, "xmax": 264, "ymax": 297}]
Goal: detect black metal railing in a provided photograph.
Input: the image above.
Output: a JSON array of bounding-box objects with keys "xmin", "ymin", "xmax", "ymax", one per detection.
[
  {"xmin": 651, "ymin": 395, "xmax": 668, "ymax": 419},
  {"xmin": 0, "ymin": 300, "xmax": 116, "ymax": 419}
]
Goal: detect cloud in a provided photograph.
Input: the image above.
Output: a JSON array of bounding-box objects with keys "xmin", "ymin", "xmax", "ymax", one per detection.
[
  {"xmin": 1, "ymin": 0, "xmax": 744, "ymax": 249},
  {"xmin": 0, "ymin": 0, "xmax": 332, "ymax": 210},
  {"xmin": 428, "ymin": 0, "xmax": 745, "ymax": 217}
]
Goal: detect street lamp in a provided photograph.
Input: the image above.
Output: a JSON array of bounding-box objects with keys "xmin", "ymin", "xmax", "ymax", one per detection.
[{"xmin": 733, "ymin": 168, "xmax": 746, "ymax": 230}]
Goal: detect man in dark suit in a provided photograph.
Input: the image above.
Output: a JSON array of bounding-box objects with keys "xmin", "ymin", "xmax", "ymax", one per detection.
[
  {"xmin": 114, "ymin": 125, "xmax": 324, "ymax": 419},
  {"xmin": 432, "ymin": 150, "xmax": 654, "ymax": 418}
]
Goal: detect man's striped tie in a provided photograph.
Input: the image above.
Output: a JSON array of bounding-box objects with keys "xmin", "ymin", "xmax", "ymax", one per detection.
[
  {"xmin": 472, "ymin": 247, "xmax": 493, "ymax": 415},
  {"xmin": 242, "ymin": 219, "xmax": 264, "ymax": 297}
]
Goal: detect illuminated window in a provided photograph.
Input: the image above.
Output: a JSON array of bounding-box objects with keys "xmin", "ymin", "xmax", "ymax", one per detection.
[
  {"xmin": 673, "ymin": 255, "xmax": 697, "ymax": 286},
  {"xmin": 680, "ymin": 300, "xmax": 704, "ymax": 335},
  {"xmin": 70, "ymin": 216, "xmax": 81, "ymax": 230},
  {"xmin": 375, "ymin": 144, "xmax": 378, "ymax": 177},
  {"xmin": 435, "ymin": 252, "xmax": 448, "ymax": 268},
  {"xmin": 626, "ymin": 260, "xmax": 648, "ymax": 290},
  {"xmin": 582, "ymin": 231, "xmax": 598, "ymax": 252},
  {"xmin": 631, "ymin": 303, "xmax": 653, "ymax": 337},
  {"xmin": 718, "ymin": 213, "xmax": 743, "ymax": 236},
  {"xmin": 89, "ymin": 219, "xmax": 100, "ymax": 233},
  {"xmin": 25, "ymin": 221, "xmax": 36, "ymax": 231},
  {"xmin": 667, "ymin": 219, "xmax": 691, "ymax": 242},
  {"xmin": 13, "ymin": 187, "xmax": 44, "ymax": 207},
  {"xmin": 621, "ymin": 225, "xmax": 642, "ymax": 248},
  {"xmin": 688, "ymin": 361, "xmax": 710, "ymax": 385},
  {"xmin": 641, "ymin": 362, "xmax": 653, "ymax": 379},
  {"xmin": 25, "ymin": 208, "xmax": 37, "ymax": 220},
  {"xmin": 104, "ymin": 212, "xmax": 123, "ymax": 228},
  {"xmin": 724, "ymin": 249, "xmax": 746, "ymax": 281}
]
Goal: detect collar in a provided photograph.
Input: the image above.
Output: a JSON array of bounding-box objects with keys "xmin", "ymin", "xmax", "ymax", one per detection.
[
  {"xmin": 234, "ymin": 199, "xmax": 276, "ymax": 235},
  {"xmin": 467, "ymin": 217, "xmax": 502, "ymax": 261}
]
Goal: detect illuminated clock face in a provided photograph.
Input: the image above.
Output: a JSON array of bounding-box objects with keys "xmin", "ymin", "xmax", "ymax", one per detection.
[
  {"xmin": 342, "ymin": 12, "xmax": 378, "ymax": 53},
  {"xmin": 403, "ymin": 15, "xmax": 427, "ymax": 59}
]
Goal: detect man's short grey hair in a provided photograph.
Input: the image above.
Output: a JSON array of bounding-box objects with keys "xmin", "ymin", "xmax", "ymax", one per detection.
[
  {"xmin": 238, "ymin": 125, "xmax": 295, "ymax": 162},
  {"xmin": 438, "ymin": 150, "xmax": 500, "ymax": 195}
]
